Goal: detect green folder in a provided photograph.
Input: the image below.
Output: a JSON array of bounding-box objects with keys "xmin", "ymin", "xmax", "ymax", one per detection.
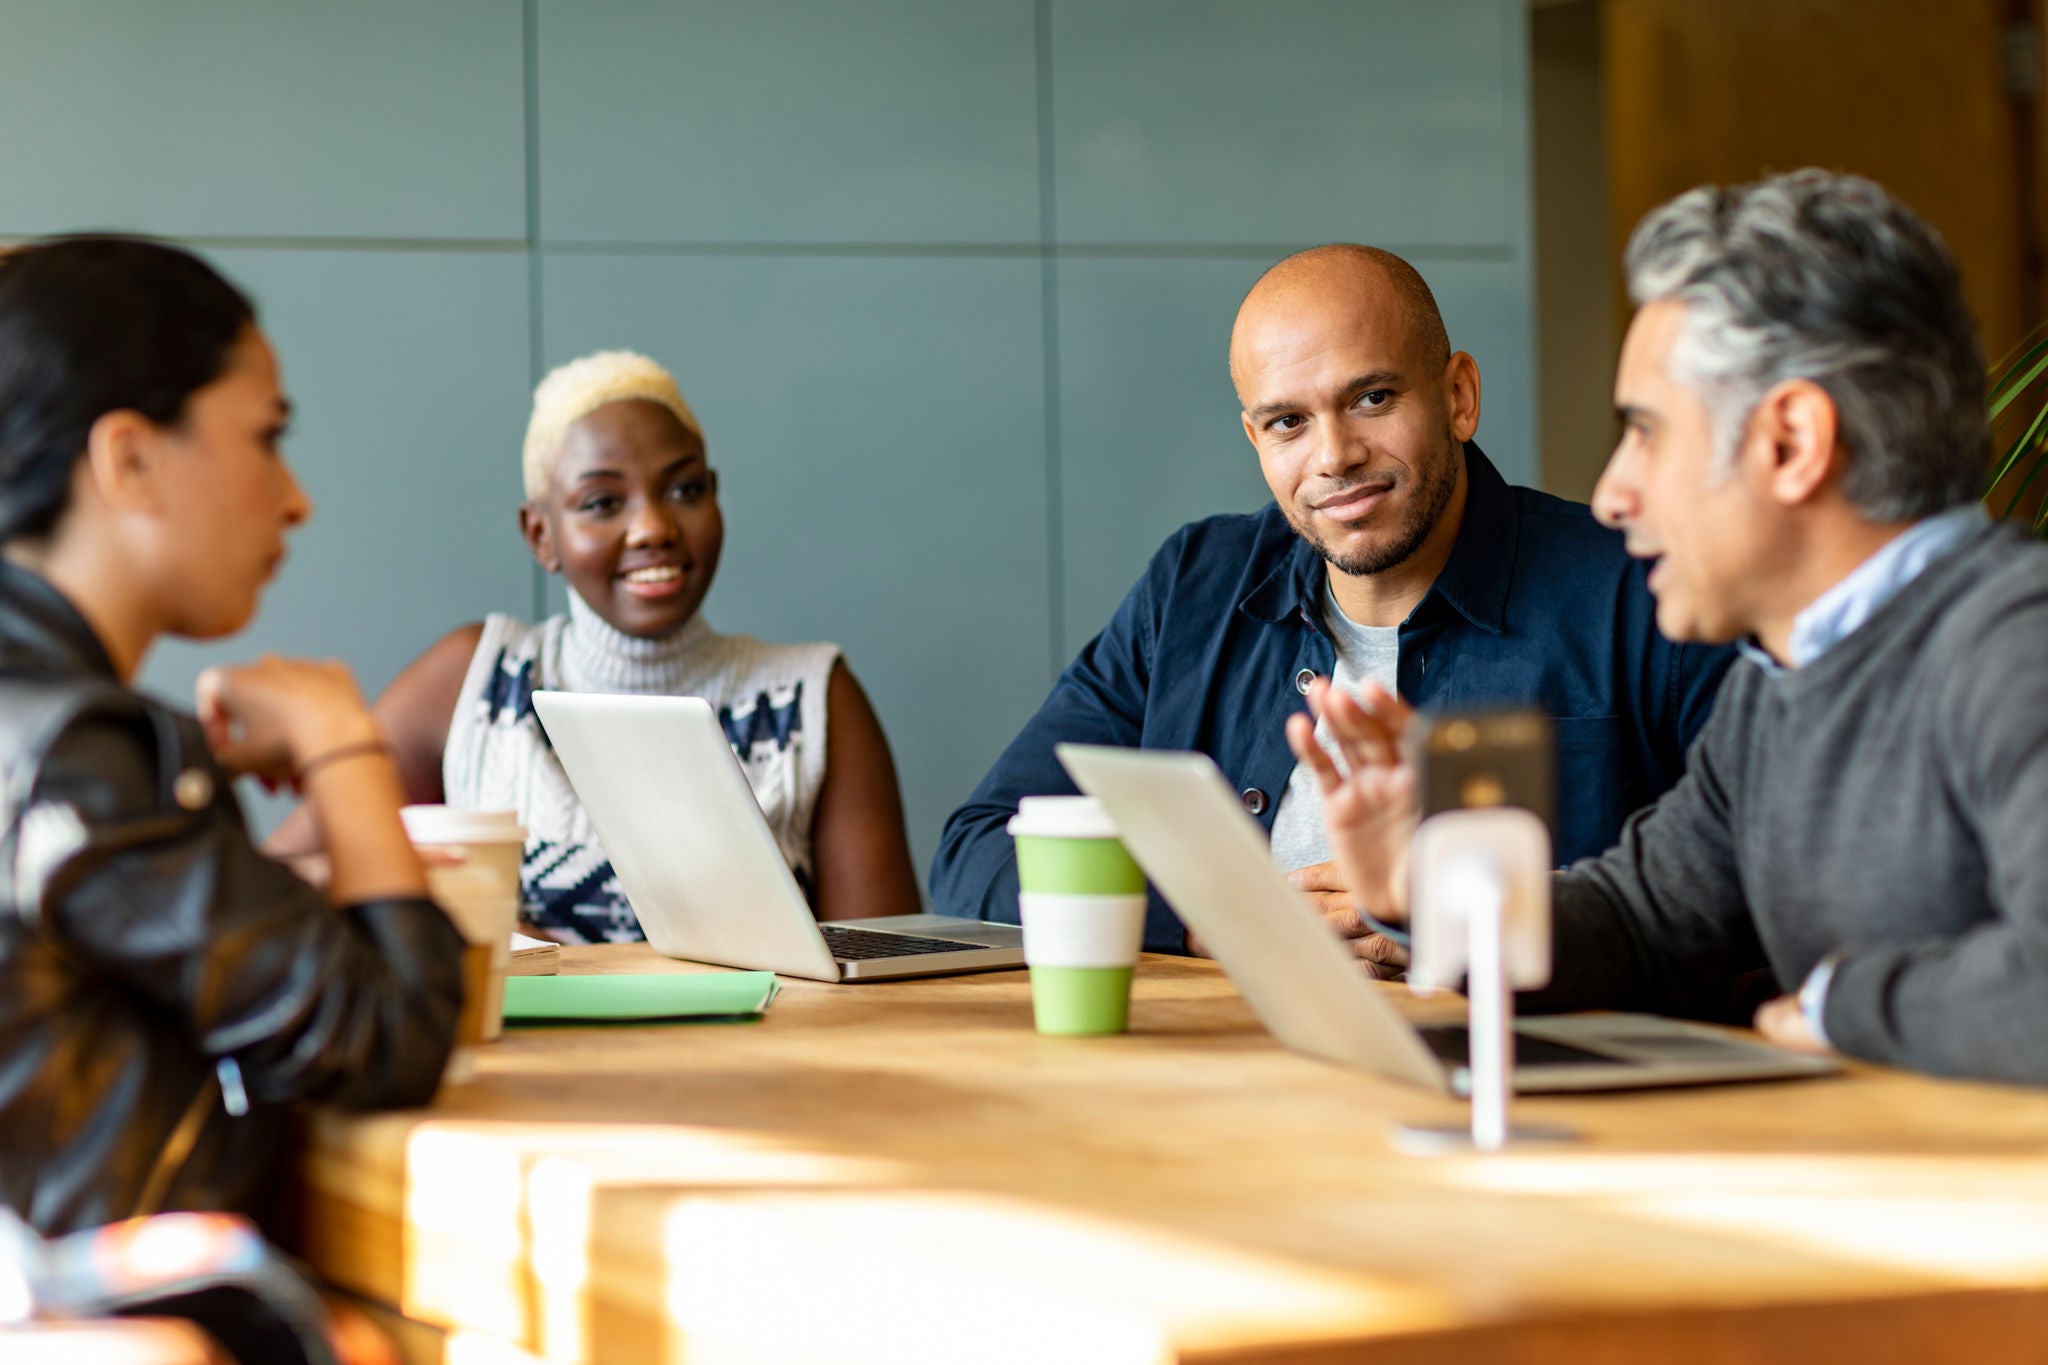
[{"xmin": 501, "ymin": 972, "xmax": 779, "ymax": 1024}]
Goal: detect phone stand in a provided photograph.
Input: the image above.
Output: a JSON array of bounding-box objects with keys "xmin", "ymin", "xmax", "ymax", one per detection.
[{"xmin": 1391, "ymin": 808, "xmax": 1577, "ymax": 1154}]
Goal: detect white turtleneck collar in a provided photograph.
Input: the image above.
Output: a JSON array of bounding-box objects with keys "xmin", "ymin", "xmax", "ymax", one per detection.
[{"xmin": 558, "ymin": 589, "xmax": 714, "ymax": 694}]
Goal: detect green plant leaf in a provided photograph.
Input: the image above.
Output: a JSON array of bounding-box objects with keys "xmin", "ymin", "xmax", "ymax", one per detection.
[
  {"xmin": 1990, "ymin": 320, "xmax": 2048, "ymax": 374},
  {"xmin": 1998, "ymin": 432, "xmax": 2048, "ymax": 521},
  {"xmin": 1990, "ymin": 344, "xmax": 2048, "ymax": 423},
  {"xmin": 1978, "ymin": 326, "xmax": 2048, "ymax": 536},
  {"xmin": 1982, "ymin": 409, "xmax": 2048, "ymax": 499},
  {"xmin": 1984, "ymin": 397, "xmax": 2048, "ymax": 496}
]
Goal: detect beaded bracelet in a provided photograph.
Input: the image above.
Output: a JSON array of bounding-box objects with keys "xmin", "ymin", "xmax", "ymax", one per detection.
[{"xmin": 295, "ymin": 738, "xmax": 390, "ymax": 784}]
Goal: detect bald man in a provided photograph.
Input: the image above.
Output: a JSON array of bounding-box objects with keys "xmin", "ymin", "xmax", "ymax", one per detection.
[{"xmin": 932, "ymin": 245, "xmax": 1732, "ymax": 963}]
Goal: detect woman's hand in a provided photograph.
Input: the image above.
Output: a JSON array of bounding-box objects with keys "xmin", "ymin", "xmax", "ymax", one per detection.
[
  {"xmin": 1286, "ymin": 677, "xmax": 1422, "ymax": 934},
  {"xmin": 196, "ymin": 656, "xmax": 380, "ymax": 788},
  {"xmin": 200, "ymin": 656, "xmax": 425, "ymax": 904}
]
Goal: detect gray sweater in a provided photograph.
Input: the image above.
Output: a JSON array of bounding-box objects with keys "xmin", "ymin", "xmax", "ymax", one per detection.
[{"xmin": 1532, "ymin": 523, "xmax": 2048, "ymax": 1084}]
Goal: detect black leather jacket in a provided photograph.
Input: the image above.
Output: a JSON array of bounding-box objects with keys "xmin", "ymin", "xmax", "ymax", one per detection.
[{"xmin": 0, "ymin": 561, "xmax": 466, "ymax": 1235}]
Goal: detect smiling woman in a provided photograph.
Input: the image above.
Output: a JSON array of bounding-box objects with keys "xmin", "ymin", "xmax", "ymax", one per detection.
[{"xmin": 269, "ymin": 350, "xmax": 921, "ymax": 943}]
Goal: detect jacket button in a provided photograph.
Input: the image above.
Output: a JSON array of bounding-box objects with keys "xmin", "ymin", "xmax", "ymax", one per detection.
[
  {"xmin": 173, "ymin": 767, "xmax": 215, "ymax": 811},
  {"xmin": 1242, "ymin": 787, "xmax": 1268, "ymax": 816},
  {"xmin": 1294, "ymin": 668, "xmax": 1315, "ymax": 694}
]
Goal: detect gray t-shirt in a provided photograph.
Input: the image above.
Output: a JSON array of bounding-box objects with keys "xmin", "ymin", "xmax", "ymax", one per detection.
[{"xmin": 1268, "ymin": 583, "xmax": 1400, "ymax": 872}]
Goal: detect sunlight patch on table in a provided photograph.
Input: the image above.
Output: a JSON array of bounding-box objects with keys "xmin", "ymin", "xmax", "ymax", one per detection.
[
  {"xmin": 653, "ymin": 1188, "xmax": 1458, "ymax": 1364},
  {"xmin": 402, "ymin": 1120, "xmax": 907, "ymax": 1351},
  {"xmin": 1440, "ymin": 1154, "xmax": 2048, "ymax": 1283}
]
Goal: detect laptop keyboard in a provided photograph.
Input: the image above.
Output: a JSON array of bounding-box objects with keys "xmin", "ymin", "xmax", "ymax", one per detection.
[
  {"xmin": 1418, "ymin": 1024, "xmax": 1633, "ymax": 1069},
  {"xmin": 820, "ymin": 924, "xmax": 993, "ymax": 960}
]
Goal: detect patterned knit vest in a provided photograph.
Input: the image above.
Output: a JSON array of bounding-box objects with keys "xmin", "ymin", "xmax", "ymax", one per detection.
[{"xmin": 442, "ymin": 593, "xmax": 839, "ymax": 943}]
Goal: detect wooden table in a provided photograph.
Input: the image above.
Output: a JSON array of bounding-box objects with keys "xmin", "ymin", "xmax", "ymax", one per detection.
[
  {"xmin": 0, "ymin": 1321, "xmax": 230, "ymax": 1365},
  {"xmin": 293, "ymin": 945, "xmax": 2048, "ymax": 1364}
]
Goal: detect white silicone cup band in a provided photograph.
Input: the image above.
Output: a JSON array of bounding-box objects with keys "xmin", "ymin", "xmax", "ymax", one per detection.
[
  {"xmin": 1019, "ymin": 893, "xmax": 1147, "ymax": 968},
  {"xmin": 401, "ymin": 805, "xmax": 525, "ymax": 844}
]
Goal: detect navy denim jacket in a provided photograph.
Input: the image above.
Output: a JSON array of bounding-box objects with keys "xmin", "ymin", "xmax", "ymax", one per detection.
[{"xmin": 931, "ymin": 444, "xmax": 1733, "ymax": 953}]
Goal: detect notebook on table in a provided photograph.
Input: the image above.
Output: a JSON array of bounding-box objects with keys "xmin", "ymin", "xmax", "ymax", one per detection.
[{"xmin": 501, "ymin": 971, "xmax": 777, "ymax": 1022}]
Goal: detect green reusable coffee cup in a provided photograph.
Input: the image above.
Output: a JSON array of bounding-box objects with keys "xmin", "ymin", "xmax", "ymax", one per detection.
[{"xmin": 1008, "ymin": 796, "xmax": 1148, "ymax": 1035}]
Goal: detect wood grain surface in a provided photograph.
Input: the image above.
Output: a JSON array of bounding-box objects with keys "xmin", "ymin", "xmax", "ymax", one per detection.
[{"xmin": 291, "ymin": 945, "xmax": 2048, "ymax": 1364}]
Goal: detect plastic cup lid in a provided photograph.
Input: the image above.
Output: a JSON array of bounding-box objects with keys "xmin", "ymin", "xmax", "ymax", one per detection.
[
  {"xmin": 1006, "ymin": 795, "xmax": 1120, "ymax": 840},
  {"xmin": 401, "ymin": 805, "xmax": 526, "ymax": 844}
]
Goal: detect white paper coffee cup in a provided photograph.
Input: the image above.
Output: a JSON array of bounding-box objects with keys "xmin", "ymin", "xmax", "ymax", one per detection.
[{"xmin": 403, "ymin": 806, "xmax": 524, "ymax": 1054}]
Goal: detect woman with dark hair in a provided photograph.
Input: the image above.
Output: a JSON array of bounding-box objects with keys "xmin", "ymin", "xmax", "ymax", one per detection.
[{"xmin": 0, "ymin": 237, "xmax": 466, "ymax": 1236}]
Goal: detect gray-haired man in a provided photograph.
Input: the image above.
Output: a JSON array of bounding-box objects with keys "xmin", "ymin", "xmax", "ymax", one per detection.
[{"xmin": 1292, "ymin": 169, "xmax": 2048, "ymax": 1085}]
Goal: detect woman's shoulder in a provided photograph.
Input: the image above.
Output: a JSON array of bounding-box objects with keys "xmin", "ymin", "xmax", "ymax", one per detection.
[
  {"xmin": 472, "ymin": 611, "xmax": 561, "ymax": 658},
  {"xmin": 448, "ymin": 612, "xmax": 571, "ymax": 691},
  {"xmin": 1, "ymin": 673, "xmax": 197, "ymax": 831},
  {"xmin": 414, "ymin": 620, "xmax": 490, "ymax": 674},
  {"xmin": 389, "ymin": 614, "xmax": 562, "ymax": 766},
  {"xmin": 0, "ymin": 668, "xmax": 147, "ymax": 736},
  {"xmin": 0, "ymin": 670, "xmax": 161, "ymax": 769}
]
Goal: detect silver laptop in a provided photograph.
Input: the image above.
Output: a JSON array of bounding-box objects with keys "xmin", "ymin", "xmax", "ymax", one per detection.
[
  {"xmin": 530, "ymin": 691, "xmax": 1023, "ymax": 982},
  {"xmin": 1057, "ymin": 744, "xmax": 1838, "ymax": 1095}
]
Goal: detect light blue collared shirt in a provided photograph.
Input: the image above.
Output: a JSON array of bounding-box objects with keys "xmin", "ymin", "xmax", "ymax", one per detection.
[
  {"xmin": 1735, "ymin": 502, "xmax": 1988, "ymax": 1045},
  {"xmin": 1737, "ymin": 503, "xmax": 1988, "ymax": 676}
]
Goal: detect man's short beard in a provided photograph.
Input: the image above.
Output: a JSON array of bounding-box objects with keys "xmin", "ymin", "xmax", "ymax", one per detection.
[{"xmin": 1292, "ymin": 436, "xmax": 1462, "ymax": 578}]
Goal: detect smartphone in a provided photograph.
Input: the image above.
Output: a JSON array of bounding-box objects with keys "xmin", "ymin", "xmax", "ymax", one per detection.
[
  {"xmin": 1405, "ymin": 708, "xmax": 1556, "ymax": 993},
  {"xmin": 1406, "ymin": 708, "xmax": 1554, "ymax": 832}
]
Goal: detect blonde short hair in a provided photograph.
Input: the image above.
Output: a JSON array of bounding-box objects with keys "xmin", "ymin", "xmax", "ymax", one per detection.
[{"xmin": 521, "ymin": 349, "xmax": 703, "ymax": 500}]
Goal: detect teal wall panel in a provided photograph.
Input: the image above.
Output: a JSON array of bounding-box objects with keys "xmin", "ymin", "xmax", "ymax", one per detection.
[
  {"xmin": 537, "ymin": 0, "xmax": 1041, "ymax": 244},
  {"xmin": 1056, "ymin": 254, "xmax": 1537, "ymax": 657},
  {"xmin": 1050, "ymin": 0, "xmax": 1514, "ymax": 248},
  {"xmin": 9, "ymin": 0, "xmax": 1537, "ymax": 872},
  {"xmin": 1053, "ymin": 257, "xmax": 1271, "ymax": 652},
  {"xmin": 1437, "ymin": 258, "xmax": 1539, "ymax": 493},
  {"xmin": 0, "ymin": 1, "xmax": 526, "ymax": 240},
  {"xmin": 141, "ymin": 249, "xmax": 536, "ymax": 825},
  {"xmin": 540, "ymin": 253, "xmax": 1051, "ymax": 879}
]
